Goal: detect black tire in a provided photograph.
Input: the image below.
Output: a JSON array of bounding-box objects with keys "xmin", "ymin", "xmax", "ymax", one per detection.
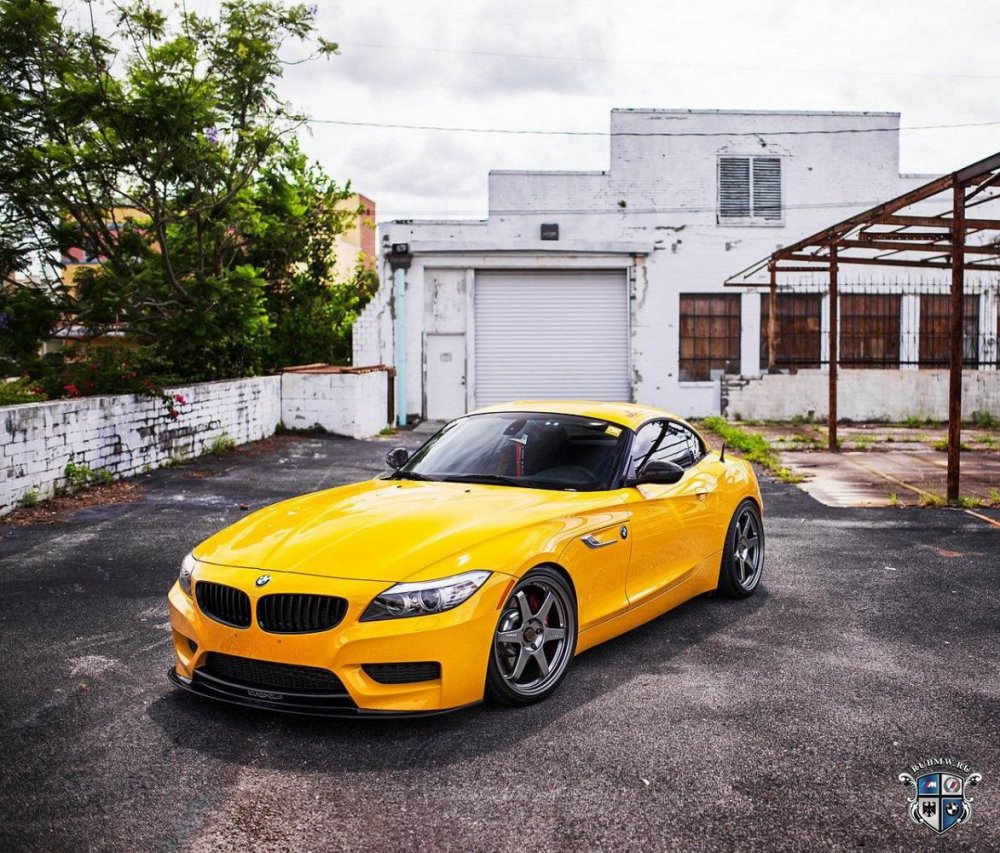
[
  {"xmin": 717, "ymin": 499, "xmax": 765, "ymax": 599},
  {"xmin": 485, "ymin": 566, "xmax": 578, "ymax": 707}
]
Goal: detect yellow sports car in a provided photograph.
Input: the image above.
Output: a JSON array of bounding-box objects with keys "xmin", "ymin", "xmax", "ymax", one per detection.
[{"xmin": 167, "ymin": 401, "xmax": 764, "ymax": 716}]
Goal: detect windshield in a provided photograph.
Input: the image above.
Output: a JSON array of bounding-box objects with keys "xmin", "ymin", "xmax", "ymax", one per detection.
[{"xmin": 399, "ymin": 412, "xmax": 630, "ymax": 491}]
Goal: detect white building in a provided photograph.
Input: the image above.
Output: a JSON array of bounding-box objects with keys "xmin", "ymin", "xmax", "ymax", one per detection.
[{"xmin": 354, "ymin": 109, "xmax": 992, "ymax": 422}]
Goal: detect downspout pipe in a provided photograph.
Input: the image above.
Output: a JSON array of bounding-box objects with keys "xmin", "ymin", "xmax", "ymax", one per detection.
[{"xmin": 386, "ymin": 244, "xmax": 413, "ymax": 428}]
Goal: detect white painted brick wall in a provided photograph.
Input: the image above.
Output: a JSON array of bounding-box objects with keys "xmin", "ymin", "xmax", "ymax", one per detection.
[
  {"xmin": 724, "ymin": 369, "xmax": 1000, "ymax": 422},
  {"xmin": 280, "ymin": 370, "xmax": 389, "ymax": 439},
  {"xmin": 0, "ymin": 376, "xmax": 281, "ymax": 516}
]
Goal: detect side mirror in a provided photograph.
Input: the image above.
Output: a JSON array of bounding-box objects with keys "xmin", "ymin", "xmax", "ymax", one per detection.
[
  {"xmin": 636, "ymin": 459, "xmax": 684, "ymax": 485},
  {"xmin": 385, "ymin": 447, "xmax": 409, "ymax": 470}
]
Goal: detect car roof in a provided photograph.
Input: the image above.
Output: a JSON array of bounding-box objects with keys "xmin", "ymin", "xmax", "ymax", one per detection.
[{"xmin": 467, "ymin": 400, "xmax": 686, "ymax": 432}]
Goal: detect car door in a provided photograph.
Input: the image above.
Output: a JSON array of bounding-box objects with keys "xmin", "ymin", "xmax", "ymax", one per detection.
[{"xmin": 625, "ymin": 421, "xmax": 718, "ymax": 605}]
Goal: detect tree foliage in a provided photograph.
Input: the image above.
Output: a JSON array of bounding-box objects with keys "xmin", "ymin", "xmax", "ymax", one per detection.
[{"xmin": 0, "ymin": 0, "xmax": 373, "ymax": 384}]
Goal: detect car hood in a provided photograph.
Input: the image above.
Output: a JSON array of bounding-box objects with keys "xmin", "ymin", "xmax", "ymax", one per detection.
[{"xmin": 194, "ymin": 478, "xmax": 608, "ymax": 583}]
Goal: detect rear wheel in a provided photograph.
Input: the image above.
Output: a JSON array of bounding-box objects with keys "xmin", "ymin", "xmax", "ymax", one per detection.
[
  {"xmin": 485, "ymin": 567, "xmax": 577, "ymax": 706},
  {"xmin": 717, "ymin": 499, "xmax": 765, "ymax": 599}
]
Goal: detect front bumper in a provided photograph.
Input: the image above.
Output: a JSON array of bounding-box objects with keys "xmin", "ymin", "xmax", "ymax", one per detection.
[{"xmin": 167, "ymin": 563, "xmax": 512, "ymax": 715}]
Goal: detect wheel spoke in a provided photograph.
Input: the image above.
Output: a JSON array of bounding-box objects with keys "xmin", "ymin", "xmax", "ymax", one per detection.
[
  {"xmin": 532, "ymin": 648, "xmax": 550, "ymax": 678},
  {"xmin": 497, "ymin": 629, "xmax": 521, "ymax": 645},
  {"xmin": 746, "ymin": 534, "xmax": 758, "ymax": 548},
  {"xmin": 514, "ymin": 591, "xmax": 532, "ymax": 624},
  {"xmin": 537, "ymin": 591, "xmax": 556, "ymax": 621},
  {"xmin": 735, "ymin": 554, "xmax": 747, "ymax": 581},
  {"xmin": 511, "ymin": 646, "xmax": 530, "ymax": 679},
  {"xmin": 544, "ymin": 626, "xmax": 566, "ymax": 642}
]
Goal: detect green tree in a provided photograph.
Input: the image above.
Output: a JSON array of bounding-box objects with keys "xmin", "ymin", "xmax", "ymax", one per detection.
[{"xmin": 0, "ymin": 0, "xmax": 364, "ymax": 383}]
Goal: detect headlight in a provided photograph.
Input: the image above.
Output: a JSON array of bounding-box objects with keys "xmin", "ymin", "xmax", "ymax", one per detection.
[
  {"xmin": 179, "ymin": 552, "xmax": 197, "ymax": 595},
  {"xmin": 361, "ymin": 570, "xmax": 491, "ymax": 621}
]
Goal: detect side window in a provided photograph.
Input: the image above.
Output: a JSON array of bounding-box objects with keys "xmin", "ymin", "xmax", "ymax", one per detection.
[
  {"xmin": 648, "ymin": 422, "xmax": 704, "ymax": 470},
  {"xmin": 629, "ymin": 421, "xmax": 665, "ymax": 479}
]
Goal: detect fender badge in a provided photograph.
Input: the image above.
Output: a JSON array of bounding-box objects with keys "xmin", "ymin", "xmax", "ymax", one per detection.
[
  {"xmin": 620, "ymin": 526, "xmax": 628, "ymax": 539},
  {"xmin": 255, "ymin": 575, "xmax": 271, "ymax": 587}
]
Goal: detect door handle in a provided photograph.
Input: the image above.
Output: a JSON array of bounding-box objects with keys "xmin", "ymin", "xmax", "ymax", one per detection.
[
  {"xmin": 696, "ymin": 492, "xmax": 708, "ymax": 502},
  {"xmin": 581, "ymin": 534, "xmax": 617, "ymax": 549}
]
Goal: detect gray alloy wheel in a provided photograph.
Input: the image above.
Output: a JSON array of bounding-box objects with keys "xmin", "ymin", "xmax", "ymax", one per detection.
[
  {"xmin": 485, "ymin": 567, "xmax": 577, "ymax": 706},
  {"xmin": 718, "ymin": 499, "xmax": 765, "ymax": 599}
]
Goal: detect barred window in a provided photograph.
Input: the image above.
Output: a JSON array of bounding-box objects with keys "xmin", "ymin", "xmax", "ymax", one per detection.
[
  {"xmin": 839, "ymin": 295, "xmax": 900, "ymax": 368},
  {"xmin": 918, "ymin": 295, "xmax": 980, "ymax": 368},
  {"xmin": 760, "ymin": 294, "xmax": 822, "ymax": 369},
  {"xmin": 718, "ymin": 156, "xmax": 782, "ymax": 224},
  {"xmin": 679, "ymin": 295, "xmax": 742, "ymax": 382}
]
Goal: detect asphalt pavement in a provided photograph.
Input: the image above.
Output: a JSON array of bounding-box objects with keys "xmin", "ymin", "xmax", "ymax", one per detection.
[{"xmin": 1, "ymin": 432, "xmax": 997, "ymax": 851}]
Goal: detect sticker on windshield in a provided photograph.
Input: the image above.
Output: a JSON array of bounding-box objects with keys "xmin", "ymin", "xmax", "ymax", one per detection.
[{"xmin": 605, "ymin": 425, "xmax": 622, "ymax": 437}]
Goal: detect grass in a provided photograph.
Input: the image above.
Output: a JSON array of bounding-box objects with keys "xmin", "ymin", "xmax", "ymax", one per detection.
[
  {"xmin": 956, "ymin": 495, "xmax": 984, "ymax": 509},
  {"xmin": 63, "ymin": 462, "xmax": 113, "ymax": 493},
  {"xmin": 989, "ymin": 488, "xmax": 1000, "ymax": 506},
  {"xmin": 378, "ymin": 427, "xmax": 396, "ymax": 436},
  {"xmin": 276, "ymin": 420, "xmax": 328, "ymax": 435},
  {"xmin": 19, "ymin": 488, "xmax": 39, "ymax": 508},
  {"xmin": 975, "ymin": 434, "xmax": 998, "ymax": 448},
  {"xmin": 901, "ymin": 414, "xmax": 938, "ymax": 428},
  {"xmin": 887, "ymin": 492, "xmax": 899, "ymax": 508},
  {"xmin": 789, "ymin": 434, "xmax": 822, "ymax": 446},
  {"xmin": 701, "ymin": 417, "xmax": 803, "ymax": 483},
  {"xmin": 206, "ymin": 432, "xmax": 236, "ymax": 456},
  {"xmin": 918, "ymin": 493, "xmax": 947, "ymax": 508},
  {"xmin": 972, "ymin": 410, "xmax": 1000, "ymax": 429},
  {"xmin": 932, "ymin": 439, "xmax": 971, "ymax": 452},
  {"xmin": 849, "ymin": 434, "xmax": 878, "ymax": 449}
]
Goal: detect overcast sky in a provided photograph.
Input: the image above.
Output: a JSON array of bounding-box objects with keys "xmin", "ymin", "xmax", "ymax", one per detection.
[
  {"xmin": 72, "ymin": 0, "xmax": 1000, "ymax": 222},
  {"xmin": 272, "ymin": 0, "xmax": 999, "ymax": 222}
]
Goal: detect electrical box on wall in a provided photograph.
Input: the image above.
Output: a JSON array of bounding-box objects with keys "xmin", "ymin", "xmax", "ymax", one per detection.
[{"xmin": 540, "ymin": 223, "xmax": 559, "ymax": 241}]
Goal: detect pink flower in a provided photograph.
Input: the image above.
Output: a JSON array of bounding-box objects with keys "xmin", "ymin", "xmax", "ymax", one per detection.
[
  {"xmin": 169, "ymin": 409, "xmax": 180, "ymax": 420},
  {"xmin": 64, "ymin": 383, "xmax": 81, "ymax": 398},
  {"xmin": 174, "ymin": 394, "xmax": 187, "ymax": 405}
]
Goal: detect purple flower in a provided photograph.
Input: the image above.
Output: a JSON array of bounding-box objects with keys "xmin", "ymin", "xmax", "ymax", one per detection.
[
  {"xmin": 306, "ymin": 4, "xmax": 318, "ymax": 16},
  {"xmin": 204, "ymin": 126, "xmax": 220, "ymax": 144}
]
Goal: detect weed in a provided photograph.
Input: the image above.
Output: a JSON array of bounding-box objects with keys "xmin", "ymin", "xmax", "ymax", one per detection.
[
  {"xmin": 971, "ymin": 410, "xmax": 999, "ymax": 429},
  {"xmin": 888, "ymin": 492, "xmax": 899, "ymax": 507},
  {"xmin": 975, "ymin": 434, "xmax": 997, "ymax": 447},
  {"xmin": 207, "ymin": 432, "xmax": 236, "ymax": 456},
  {"xmin": 850, "ymin": 434, "xmax": 878, "ymax": 449},
  {"xmin": 275, "ymin": 421, "xmax": 328, "ymax": 435},
  {"xmin": 902, "ymin": 415, "xmax": 923, "ymax": 429},
  {"xmin": 918, "ymin": 493, "xmax": 947, "ymax": 508},
  {"xmin": 64, "ymin": 462, "xmax": 112, "ymax": 492},
  {"xmin": 378, "ymin": 427, "xmax": 396, "ymax": 436},
  {"xmin": 19, "ymin": 488, "xmax": 39, "ymax": 508},
  {"xmin": 932, "ymin": 439, "xmax": 971, "ymax": 452},
  {"xmin": 701, "ymin": 416, "xmax": 798, "ymax": 480},
  {"xmin": 956, "ymin": 495, "xmax": 984, "ymax": 509},
  {"xmin": 989, "ymin": 488, "xmax": 1000, "ymax": 506}
]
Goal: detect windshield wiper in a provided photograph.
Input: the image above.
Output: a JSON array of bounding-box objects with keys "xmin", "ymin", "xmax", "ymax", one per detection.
[
  {"xmin": 439, "ymin": 474, "xmax": 527, "ymax": 487},
  {"xmin": 389, "ymin": 470, "xmax": 437, "ymax": 481}
]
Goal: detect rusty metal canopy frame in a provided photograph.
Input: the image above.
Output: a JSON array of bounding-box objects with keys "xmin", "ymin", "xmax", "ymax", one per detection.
[{"xmin": 725, "ymin": 150, "xmax": 1000, "ymax": 502}]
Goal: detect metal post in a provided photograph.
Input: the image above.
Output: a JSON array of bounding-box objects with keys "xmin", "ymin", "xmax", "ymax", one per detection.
[
  {"xmin": 393, "ymin": 266, "xmax": 407, "ymax": 427},
  {"xmin": 946, "ymin": 182, "xmax": 966, "ymax": 502},
  {"xmin": 387, "ymin": 243, "xmax": 413, "ymax": 429},
  {"xmin": 767, "ymin": 265, "xmax": 777, "ymax": 371},
  {"xmin": 828, "ymin": 244, "xmax": 839, "ymax": 451}
]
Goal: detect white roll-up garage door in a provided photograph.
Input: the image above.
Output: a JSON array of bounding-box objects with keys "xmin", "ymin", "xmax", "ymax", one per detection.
[{"xmin": 473, "ymin": 270, "xmax": 630, "ymax": 407}]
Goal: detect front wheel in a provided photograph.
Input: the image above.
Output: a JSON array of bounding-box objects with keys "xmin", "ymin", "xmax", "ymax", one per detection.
[
  {"xmin": 485, "ymin": 567, "xmax": 578, "ymax": 706},
  {"xmin": 717, "ymin": 499, "xmax": 765, "ymax": 599}
]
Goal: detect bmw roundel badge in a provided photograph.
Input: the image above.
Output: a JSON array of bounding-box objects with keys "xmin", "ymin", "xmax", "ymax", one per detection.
[{"xmin": 255, "ymin": 575, "xmax": 271, "ymax": 587}]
